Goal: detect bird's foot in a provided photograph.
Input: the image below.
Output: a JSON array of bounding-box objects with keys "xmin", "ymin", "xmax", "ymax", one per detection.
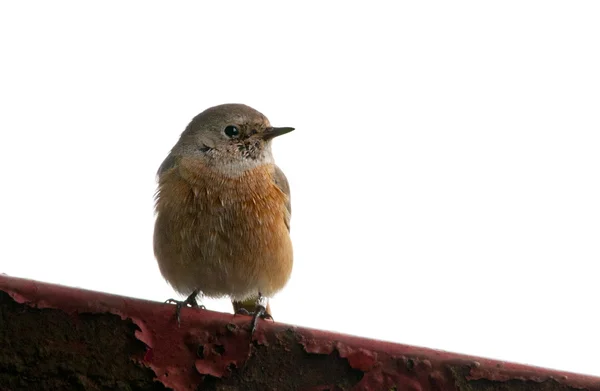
[
  {"xmin": 164, "ymin": 289, "xmax": 205, "ymax": 326},
  {"xmin": 235, "ymin": 305, "xmax": 273, "ymax": 322},
  {"xmin": 233, "ymin": 294, "xmax": 273, "ymax": 333},
  {"xmin": 247, "ymin": 294, "xmax": 273, "ymax": 334},
  {"xmin": 250, "ymin": 303, "xmax": 273, "ymax": 334}
]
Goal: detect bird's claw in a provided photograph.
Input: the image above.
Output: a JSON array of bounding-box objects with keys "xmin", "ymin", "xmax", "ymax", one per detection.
[
  {"xmin": 234, "ymin": 304, "xmax": 273, "ymax": 333},
  {"xmin": 250, "ymin": 305, "xmax": 272, "ymax": 334},
  {"xmin": 235, "ymin": 308, "xmax": 251, "ymax": 316},
  {"xmin": 164, "ymin": 290, "xmax": 204, "ymax": 326}
]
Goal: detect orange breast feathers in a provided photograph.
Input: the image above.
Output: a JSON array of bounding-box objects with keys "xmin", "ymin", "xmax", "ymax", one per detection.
[{"xmin": 153, "ymin": 157, "xmax": 293, "ymax": 301}]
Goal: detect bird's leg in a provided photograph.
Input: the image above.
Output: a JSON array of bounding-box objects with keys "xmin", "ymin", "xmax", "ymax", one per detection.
[
  {"xmin": 250, "ymin": 292, "xmax": 273, "ymax": 334},
  {"xmin": 232, "ymin": 293, "xmax": 273, "ymax": 333},
  {"xmin": 165, "ymin": 289, "xmax": 205, "ymax": 326}
]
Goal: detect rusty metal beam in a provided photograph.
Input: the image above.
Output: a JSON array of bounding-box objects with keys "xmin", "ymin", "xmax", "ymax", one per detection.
[{"xmin": 1, "ymin": 274, "xmax": 598, "ymax": 390}]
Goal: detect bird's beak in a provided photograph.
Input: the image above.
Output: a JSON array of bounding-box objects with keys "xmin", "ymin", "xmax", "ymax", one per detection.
[{"xmin": 262, "ymin": 126, "xmax": 294, "ymax": 141}]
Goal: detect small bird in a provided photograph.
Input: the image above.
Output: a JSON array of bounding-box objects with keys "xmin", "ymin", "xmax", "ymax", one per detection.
[{"xmin": 153, "ymin": 104, "xmax": 293, "ymax": 331}]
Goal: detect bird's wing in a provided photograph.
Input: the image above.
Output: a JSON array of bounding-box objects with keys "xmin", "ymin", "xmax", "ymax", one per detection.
[{"xmin": 272, "ymin": 165, "xmax": 291, "ymax": 231}]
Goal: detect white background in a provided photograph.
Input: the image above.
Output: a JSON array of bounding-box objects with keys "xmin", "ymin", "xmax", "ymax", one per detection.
[{"xmin": 1, "ymin": 1, "xmax": 599, "ymax": 376}]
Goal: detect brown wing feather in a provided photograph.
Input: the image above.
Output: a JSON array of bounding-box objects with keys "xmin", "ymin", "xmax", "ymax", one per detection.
[{"xmin": 272, "ymin": 165, "xmax": 291, "ymax": 231}]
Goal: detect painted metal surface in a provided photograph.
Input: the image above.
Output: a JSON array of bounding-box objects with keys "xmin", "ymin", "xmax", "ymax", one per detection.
[{"xmin": 1, "ymin": 274, "xmax": 598, "ymax": 391}]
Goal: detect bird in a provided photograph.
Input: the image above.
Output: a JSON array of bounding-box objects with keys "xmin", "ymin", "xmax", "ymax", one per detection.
[{"xmin": 153, "ymin": 103, "xmax": 293, "ymax": 332}]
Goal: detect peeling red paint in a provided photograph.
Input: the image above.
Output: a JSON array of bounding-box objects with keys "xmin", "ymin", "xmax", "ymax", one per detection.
[
  {"xmin": 301, "ymin": 339, "xmax": 377, "ymax": 372},
  {"xmin": 1, "ymin": 274, "xmax": 600, "ymax": 391},
  {"xmin": 300, "ymin": 336, "xmax": 336, "ymax": 355},
  {"xmin": 341, "ymin": 347, "xmax": 377, "ymax": 372}
]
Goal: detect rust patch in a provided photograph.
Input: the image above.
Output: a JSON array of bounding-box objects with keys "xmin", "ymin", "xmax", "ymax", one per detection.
[
  {"xmin": 0, "ymin": 291, "xmax": 165, "ymax": 390},
  {"xmin": 451, "ymin": 366, "xmax": 585, "ymax": 391},
  {"xmin": 202, "ymin": 329, "xmax": 363, "ymax": 390}
]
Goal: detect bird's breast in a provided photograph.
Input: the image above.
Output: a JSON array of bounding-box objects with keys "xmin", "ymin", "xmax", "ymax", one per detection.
[{"xmin": 154, "ymin": 157, "xmax": 292, "ymax": 299}]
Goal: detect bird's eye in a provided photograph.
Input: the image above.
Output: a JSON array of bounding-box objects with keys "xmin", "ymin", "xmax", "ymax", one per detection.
[{"xmin": 224, "ymin": 125, "xmax": 240, "ymax": 138}]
